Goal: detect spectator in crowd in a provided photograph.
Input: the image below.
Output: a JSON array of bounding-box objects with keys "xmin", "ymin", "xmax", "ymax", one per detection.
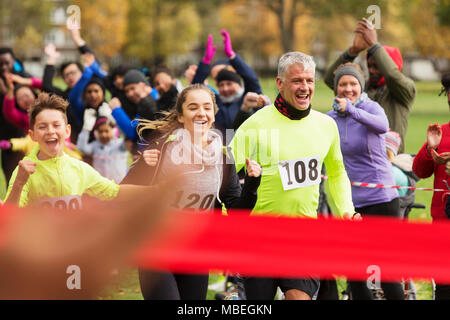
[{"xmin": 324, "ymin": 18, "xmax": 416, "ymax": 153}]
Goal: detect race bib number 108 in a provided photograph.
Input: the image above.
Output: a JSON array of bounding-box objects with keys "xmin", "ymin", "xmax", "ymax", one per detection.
[{"xmin": 278, "ymin": 156, "xmax": 320, "ymax": 191}]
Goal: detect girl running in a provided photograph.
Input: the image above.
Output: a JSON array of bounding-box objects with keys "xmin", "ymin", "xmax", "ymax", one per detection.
[{"xmin": 121, "ymin": 84, "xmax": 262, "ymax": 300}]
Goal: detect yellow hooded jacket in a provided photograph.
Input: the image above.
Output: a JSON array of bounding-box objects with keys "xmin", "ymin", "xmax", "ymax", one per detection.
[{"xmin": 5, "ymin": 145, "xmax": 119, "ymax": 208}]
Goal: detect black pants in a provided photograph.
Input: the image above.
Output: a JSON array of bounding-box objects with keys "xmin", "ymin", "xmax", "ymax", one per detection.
[
  {"xmin": 317, "ymin": 279, "xmax": 339, "ymax": 300},
  {"xmin": 436, "ymin": 196, "xmax": 450, "ymax": 299},
  {"xmin": 445, "ymin": 195, "xmax": 450, "ymax": 219},
  {"xmin": 243, "ymin": 276, "xmax": 320, "ymax": 300},
  {"xmin": 349, "ymin": 198, "xmax": 405, "ymax": 300},
  {"xmin": 435, "ymin": 284, "xmax": 450, "ymax": 300},
  {"xmin": 138, "ymin": 269, "xmax": 209, "ymax": 300}
]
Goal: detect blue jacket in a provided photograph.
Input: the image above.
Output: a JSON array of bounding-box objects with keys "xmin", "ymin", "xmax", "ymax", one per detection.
[{"xmin": 68, "ymin": 60, "xmax": 107, "ymax": 125}]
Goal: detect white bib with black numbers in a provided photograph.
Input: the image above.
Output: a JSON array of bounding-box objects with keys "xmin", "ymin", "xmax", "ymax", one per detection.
[
  {"xmin": 35, "ymin": 195, "xmax": 83, "ymax": 211},
  {"xmin": 278, "ymin": 156, "xmax": 321, "ymax": 191}
]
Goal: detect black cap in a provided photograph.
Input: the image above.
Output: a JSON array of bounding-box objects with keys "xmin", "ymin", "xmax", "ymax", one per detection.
[
  {"xmin": 84, "ymin": 76, "xmax": 106, "ymax": 95},
  {"xmin": 123, "ymin": 69, "xmax": 149, "ymax": 87},
  {"xmin": 216, "ymin": 69, "xmax": 241, "ymax": 85}
]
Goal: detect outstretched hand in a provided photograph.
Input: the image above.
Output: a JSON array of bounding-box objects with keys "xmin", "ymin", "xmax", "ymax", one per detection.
[
  {"xmin": 10, "ymin": 74, "xmax": 32, "ymax": 86},
  {"xmin": 3, "ymin": 73, "xmax": 15, "ymax": 91},
  {"xmin": 349, "ymin": 29, "xmax": 370, "ymax": 56},
  {"xmin": 431, "ymin": 149, "xmax": 450, "ymax": 165},
  {"xmin": 242, "ymin": 92, "xmax": 269, "ymax": 112},
  {"xmin": 69, "ymin": 27, "xmax": 86, "ymax": 47},
  {"xmin": 355, "ymin": 18, "xmax": 378, "ymax": 47},
  {"xmin": 343, "ymin": 212, "xmax": 362, "ymax": 221},
  {"xmin": 335, "ymin": 97, "xmax": 351, "ymax": 113},
  {"xmin": 202, "ymin": 34, "xmax": 217, "ymax": 65},
  {"xmin": 221, "ymin": 29, "xmax": 235, "ymax": 59},
  {"xmin": 184, "ymin": 65, "xmax": 198, "ymax": 84},
  {"xmin": 44, "ymin": 43, "xmax": 60, "ymax": 65},
  {"xmin": 427, "ymin": 123, "xmax": 442, "ymax": 152},
  {"xmin": 245, "ymin": 158, "xmax": 261, "ymax": 178},
  {"xmin": 108, "ymin": 97, "xmax": 121, "ymax": 110},
  {"xmin": 143, "ymin": 149, "xmax": 160, "ymax": 167},
  {"xmin": 81, "ymin": 52, "xmax": 95, "ymax": 67},
  {"xmin": 16, "ymin": 159, "xmax": 37, "ymax": 187}
]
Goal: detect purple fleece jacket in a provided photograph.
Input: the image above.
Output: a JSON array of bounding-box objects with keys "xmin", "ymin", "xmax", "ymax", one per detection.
[{"xmin": 327, "ymin": 97, "xmax": 398, "ymax": 208}]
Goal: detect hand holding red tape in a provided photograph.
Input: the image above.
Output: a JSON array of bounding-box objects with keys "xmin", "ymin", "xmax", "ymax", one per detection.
[{"xmin": 132, "ymin": 210, "xmax": 450, "ymax": 283}]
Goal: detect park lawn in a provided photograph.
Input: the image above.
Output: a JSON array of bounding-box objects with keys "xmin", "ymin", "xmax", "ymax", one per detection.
[{"xmin": 95, "ymin": 79, "xmax": 446, "ymax": 300}]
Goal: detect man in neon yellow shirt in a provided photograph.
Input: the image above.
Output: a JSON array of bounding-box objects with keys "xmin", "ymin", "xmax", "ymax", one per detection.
[
  {"xmin": 230, "ymin": 52, "xmax": 358, "ymax": 300},
  {"xmin": 5, "ymin": 92, "xmax": 153, "ymax": 208}
]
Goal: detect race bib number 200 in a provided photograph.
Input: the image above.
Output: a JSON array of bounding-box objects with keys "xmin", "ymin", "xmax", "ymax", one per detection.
[
  {"xmin": 36, "ymin": 195, "xmax": 82, "ymax": 211},
  {"xmin": 278, "ymin": 156, "xmax": 320, "ymax": 191}
]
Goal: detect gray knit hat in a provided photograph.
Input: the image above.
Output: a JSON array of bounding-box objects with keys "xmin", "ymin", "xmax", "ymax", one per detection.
[
  {"xmin": 334, "ymin": 65, "xmax": 365, "ymax": 91},
  {"xmin": 123, "ymin": 69, "xmax": 149, "ymax": 87}
]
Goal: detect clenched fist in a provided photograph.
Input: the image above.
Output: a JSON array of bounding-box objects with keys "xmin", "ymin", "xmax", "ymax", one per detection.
[
  {"xmin": 242, "ymin": 92, "xmax": 269, "ymax": 112},
  {"xmin": 245, "ymin": 158, "xmax": 261, "ymax": 178},
  {"xmin": 16, "ymin": 160, "xmax": 37, "ymax": 186},
  {"xmin": 143, "ymin": 149, "xmax": 160, "ymax": 167}
]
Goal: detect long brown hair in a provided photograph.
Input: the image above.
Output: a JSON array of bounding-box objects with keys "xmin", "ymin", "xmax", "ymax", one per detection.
[{"xmin": 137, "ymin": 84, "xmax": 218, "ymax": 140}]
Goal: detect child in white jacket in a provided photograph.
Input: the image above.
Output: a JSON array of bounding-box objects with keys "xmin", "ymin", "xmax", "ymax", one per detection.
[{"xmin": 77, "ymin": 109, "xmax": 128, "ymax": 183}]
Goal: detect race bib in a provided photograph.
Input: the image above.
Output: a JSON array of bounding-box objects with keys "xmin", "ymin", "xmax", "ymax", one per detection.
[
  {"xmin": 171, "ymin": 190, "xmax": 216, "ymax": 212},
  {"xmin": 278, "ymin": 156, "xmax": 321, "ymax": 191},
  {"xmin": 35, "ymin": 195, "xmax": 82, "ymax": 211}
]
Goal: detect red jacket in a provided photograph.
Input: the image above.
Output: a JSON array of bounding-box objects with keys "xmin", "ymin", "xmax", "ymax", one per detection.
[{"xmin": 412, "ymin": 122, "xmax": 450, "ymax": 220}]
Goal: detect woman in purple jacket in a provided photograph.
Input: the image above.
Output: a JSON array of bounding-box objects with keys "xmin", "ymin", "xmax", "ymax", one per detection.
[{"xmin": 327, "ymin": 63, "xmax": 403, "ymax": 300}]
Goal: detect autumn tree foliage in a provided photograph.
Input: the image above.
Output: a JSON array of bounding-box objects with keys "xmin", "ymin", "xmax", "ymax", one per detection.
[{"xmin": 73, "ymin": 0, "xmax": 129, "ymax": 60}]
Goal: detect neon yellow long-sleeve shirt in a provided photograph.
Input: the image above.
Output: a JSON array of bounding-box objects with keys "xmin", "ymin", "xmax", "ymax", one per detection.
[
  {"xmin": 5, "ymin": 145, "xmax": 119, "ymax": 208},
  {"xmin": 230, "ymin": 105, "xmax": 354, "ymax": 218}
]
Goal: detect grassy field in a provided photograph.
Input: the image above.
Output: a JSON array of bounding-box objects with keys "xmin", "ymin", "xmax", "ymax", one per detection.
[{"xmin": 1, "ymin": 78, "xmax": 446, "ymax": 300}]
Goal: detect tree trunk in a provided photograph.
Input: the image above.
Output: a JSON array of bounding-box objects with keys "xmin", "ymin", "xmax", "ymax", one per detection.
[{"xmin": 265, "ymin": 0, "xmax": 297, "ymax": 52}]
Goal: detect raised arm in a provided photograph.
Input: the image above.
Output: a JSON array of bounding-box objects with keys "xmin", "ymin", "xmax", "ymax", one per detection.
[
  {"xmin": 323, "ymin": 26, "xmax": 370, "ymax": 90},
  {"xmin": 356, "ymin": 18, "xmax": 416, "ymax": 106},
  {"xmin": 41, "ymin": 44, "xmax": 66, "ymax": 96},
  {"xmin": 221, "ymin": 30, "xmax": 262, "ymax": 94},
  {"xmin": 219, "ymin": 156, "xmax": 261, "ymax": 213},
  {"xmin": 368, "ymin": 44, "xmax": 416, "ymax": 106},
  {"xmin": 109, "ymin": 98, "xmax": 138, "ymax": 140},
  {"xmin": 412, "ymin": 123, "xmax": 442, "ymax": 179},
  {"xmin": 2, "ymin": 74, "xmax": 29, "ymax": 131},
  {"xmin": 336, "ymin": 98, "xmax": 389, "ymax": 134},
  {"xmin": 192, "ymin": 34, "xmax": 215, "ymax": 85},
  {"xmin": 4, "ymin": 160, "xmax": 35, "ymax": 206},
  {"xmin": 68, "ymin": 53, "xmax": 97, "ymax": 123}
]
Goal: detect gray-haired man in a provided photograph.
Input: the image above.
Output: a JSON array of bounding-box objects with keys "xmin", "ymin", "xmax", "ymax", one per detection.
[{"xmin": 230, "ymin": 52, "xmax": 359, "ymax": 300}]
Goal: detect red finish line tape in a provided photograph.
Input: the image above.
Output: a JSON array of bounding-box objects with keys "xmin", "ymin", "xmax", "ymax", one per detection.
[
  {"xmin": 2, "ymin": 204, "xmax": 450, "ymax": 284},
  {"xmin": 321, "ymin": 175, "xmax": 448, "ymax": 192},
  {"xmin": 132, "ymin": 210, "xmax": 450, "ymax": 284}
]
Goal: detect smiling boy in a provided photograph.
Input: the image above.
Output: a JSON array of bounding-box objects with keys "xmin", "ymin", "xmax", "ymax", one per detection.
[{"xmin": 4, "ymin": 92, "xmax": 152, "ymax": 208}]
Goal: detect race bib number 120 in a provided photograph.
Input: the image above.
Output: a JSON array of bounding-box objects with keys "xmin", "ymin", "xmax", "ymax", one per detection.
[{"xmin": 278, "ymin": 156, "xmax": 320, "ymax": 191}]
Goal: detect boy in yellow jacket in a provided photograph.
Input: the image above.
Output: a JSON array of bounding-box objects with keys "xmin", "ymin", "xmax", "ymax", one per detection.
[{"xmin": 4, "ymin": 92, "xmax": 152, "ymax": 208}]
